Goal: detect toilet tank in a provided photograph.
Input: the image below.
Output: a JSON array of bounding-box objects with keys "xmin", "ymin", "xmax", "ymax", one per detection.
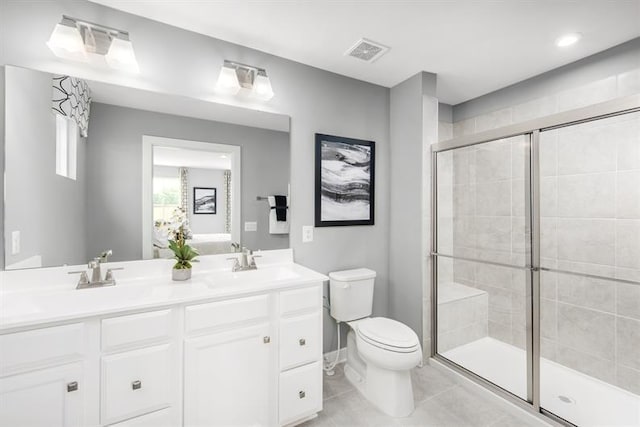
[{"xmin": 329, "ymin": 268, "xmax": 377, "ymax": 322}]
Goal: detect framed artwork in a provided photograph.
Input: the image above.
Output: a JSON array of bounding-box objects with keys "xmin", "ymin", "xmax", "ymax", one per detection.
[
  {"xmin": 193, "ymin": 187, "xmax": 217, "ymax": 214},
  {"xmin": 315, "ymin": 133, "xmax": 375, "ymax": 227}
]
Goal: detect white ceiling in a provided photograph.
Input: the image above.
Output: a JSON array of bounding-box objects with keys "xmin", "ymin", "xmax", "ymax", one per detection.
[
  {"xmin": 154, "ymin": 146, "xmax": 232, "ymax": 170},
  {"xmin": 92, "ymin": 0, "xmax": 640, "ymax": 105}
]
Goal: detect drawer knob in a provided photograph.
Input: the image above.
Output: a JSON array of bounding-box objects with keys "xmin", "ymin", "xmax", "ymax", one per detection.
[
  {"xmin": 263, "ymin": 336, "xmax": 271, "ymax": 344},
  {"xmin": 132, "ymin": 380, "xmax": 142, "ymax": 390},
  {"xmin": 299, "ymin": 338, "xmax": 306, "ymax": 346},
  {"xmin": 299, "ymin": 390, "xmax": 306, "ymax": 399},
  {"xmin": 67, "ymin": 381, "xmax": 78, "ymax": 393}
]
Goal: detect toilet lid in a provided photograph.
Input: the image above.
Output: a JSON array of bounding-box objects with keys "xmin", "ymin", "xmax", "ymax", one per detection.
[{"xmin": 356, "ymin": 317, "xmax": 420, "ymax": 349}]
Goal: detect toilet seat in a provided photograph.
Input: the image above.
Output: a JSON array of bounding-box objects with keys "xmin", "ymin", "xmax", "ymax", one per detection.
[{"xmin": 354, "ymin": 317, "xmax": 420, "ymax": 353}]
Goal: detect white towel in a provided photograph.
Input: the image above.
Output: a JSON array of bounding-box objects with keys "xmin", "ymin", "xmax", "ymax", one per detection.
[{"xmin": 268, "ymin": 196, "xmax": 290, "ymax": 234}]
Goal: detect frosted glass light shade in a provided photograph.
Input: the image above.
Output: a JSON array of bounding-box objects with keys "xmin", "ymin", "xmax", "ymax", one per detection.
[
  {"xmin": 252, "ymin": 73, "xmax": 274, "ymax": 100},
  {"xmin": 105, "ymin": 38, "xmax": 140, "ymax": 73},
  {"xmin": 47, "ymin": 22, "xmax": 88, "ymax": 62},
  {"xmin": 216, "ymin": 66, "xmax": 241, "ymax": 95}
]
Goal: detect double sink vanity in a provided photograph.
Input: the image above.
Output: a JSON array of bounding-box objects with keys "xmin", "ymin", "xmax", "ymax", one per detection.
[
  {"xmin": 0, "ymin": 64, "xmax": 315, "ymax": 426},
  {"xmin": 0, "ymin": 249, "xmax": 326, "ymax": 426}
]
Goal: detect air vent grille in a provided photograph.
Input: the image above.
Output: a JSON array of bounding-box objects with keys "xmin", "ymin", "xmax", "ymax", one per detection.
[{"xmin": 345, "ymin": 38, "xmax": 389, "ymax": 63}]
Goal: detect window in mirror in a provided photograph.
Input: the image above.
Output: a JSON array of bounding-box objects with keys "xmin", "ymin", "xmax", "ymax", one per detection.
[
  {"xmin": 153, "ymin": 175, "xmax": 181, "ymax": 224},
  {"xmin": 54, "ymin": 114, "xmax": 78, "ymax": 179}
]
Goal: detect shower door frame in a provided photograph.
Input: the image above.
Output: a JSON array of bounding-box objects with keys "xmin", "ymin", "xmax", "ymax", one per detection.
[{"xmin": 429, "ymin": 94, "xmax": 640, "ymax": 426}]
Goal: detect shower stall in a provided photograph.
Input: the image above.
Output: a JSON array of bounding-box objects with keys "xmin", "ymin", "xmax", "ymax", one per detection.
[{"xmin": 431, "ymin": 96, "xmax": 640, "ymax": 426}]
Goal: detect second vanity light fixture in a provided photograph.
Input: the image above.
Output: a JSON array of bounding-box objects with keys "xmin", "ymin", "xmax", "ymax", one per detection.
[
  {"xmin": 216, "ymin": 60, "xmax": 274, "ymax": 101},
  {"xmin": 47, "ymin": 15, "xmax": 140, "ymax": 73}
]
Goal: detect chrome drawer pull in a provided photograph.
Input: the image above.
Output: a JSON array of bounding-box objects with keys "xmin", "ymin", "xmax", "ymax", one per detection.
[
  {"xmin": 132, "ymin": 380, "xmax": 142, "ymax": 390},
  {"xmin": 299, "ymin": 338, "xmax": 306, "ymax": 346},
  {"xmin": 299, "ymin": 390, "xmax": 306, "ymax": 399},
  {"xmin": 67, "ymin": 381, "xmax": 78, "ymax": 392},
  {"xmin": 263, "ymin": 336, "xmax": 271, "ymax": 344}
]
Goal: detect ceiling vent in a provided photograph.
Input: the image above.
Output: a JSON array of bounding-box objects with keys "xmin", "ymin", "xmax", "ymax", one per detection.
[{"xmin": 344, "ymin": 38, "xmax": 389, "ymax": 63}]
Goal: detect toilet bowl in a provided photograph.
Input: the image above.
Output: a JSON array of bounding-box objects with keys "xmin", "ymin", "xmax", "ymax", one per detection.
[
  {"xmin": 328, "ymin": 269, "xmax": 422, "ymax": 417},
  {"xmin": 344, "ymin": 317, "xmax": 422, "ymax": 417}
]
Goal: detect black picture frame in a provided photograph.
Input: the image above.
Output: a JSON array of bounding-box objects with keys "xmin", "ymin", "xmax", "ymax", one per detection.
[
  {"xmin": 315, "ymin": 133, "xmax": 375, "ymax": 227},
  {"xmin": 193, "ymin": 187, "xmax": 217, "ymax": 214}
]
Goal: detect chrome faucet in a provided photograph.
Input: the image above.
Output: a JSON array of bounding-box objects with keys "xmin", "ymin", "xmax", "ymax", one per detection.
[
  {"xmin": 69, "ymin": 250, "xmax": 124, "ymax": 289},
  {"xmin": 227, "ymin": 247, "xmax": 261, "ymax": 272}
]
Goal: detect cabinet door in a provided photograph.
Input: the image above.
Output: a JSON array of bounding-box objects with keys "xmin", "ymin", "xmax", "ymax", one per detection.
[
  {"xmin": 184, "ymin": 323, "xmax": 273, "ymax": 427},
  {"xmin": 0, "ymin": 362, "xmax": 84, "ymax": 427}
]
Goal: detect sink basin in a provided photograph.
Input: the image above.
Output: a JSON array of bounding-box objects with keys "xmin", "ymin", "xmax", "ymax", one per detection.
[{"xmin": 205, "ymin": 266, "xmax": 301, "ymax": 288}]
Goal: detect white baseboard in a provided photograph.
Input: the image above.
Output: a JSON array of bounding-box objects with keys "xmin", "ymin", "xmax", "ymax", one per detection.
[{"xmin": 323, "ymin": 346, "xmax": 347, "ymax": 366}]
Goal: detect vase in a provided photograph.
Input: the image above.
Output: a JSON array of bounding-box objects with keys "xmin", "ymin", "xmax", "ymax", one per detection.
[{"xmin": 172, "ymin": 268, "xmax": 191, "ymax": 281}]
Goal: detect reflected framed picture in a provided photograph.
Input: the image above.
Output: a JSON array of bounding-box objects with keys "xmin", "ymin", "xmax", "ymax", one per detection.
[
  {"xmin": 193, "ymin": 187, "xmax": 217, "ymax": 214},
  {"xmin": 315, "ymin": 133, "xmax": 375, "ymax": 227}
]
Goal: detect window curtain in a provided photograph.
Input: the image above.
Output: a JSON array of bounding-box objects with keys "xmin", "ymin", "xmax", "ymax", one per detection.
[
  {"xmin": 224, "ymin": 170, "xmax": 231, "ymax": 234},
  {"xmin": 180, "ymin": 167, "xmax": 189, "ymax": 217},
  {"xmin": 52, "ymin": 75, "xmax": 92, "ymax": 137}
]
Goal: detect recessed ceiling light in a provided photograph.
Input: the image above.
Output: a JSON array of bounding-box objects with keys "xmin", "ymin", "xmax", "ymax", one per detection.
[{"xmin": 556, "ymin": 33, "xmax": 582, "ymax": 47}]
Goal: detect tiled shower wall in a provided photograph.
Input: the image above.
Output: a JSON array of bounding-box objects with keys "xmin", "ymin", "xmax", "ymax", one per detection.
[{"xmin": 438, "ymin": 68, "xmax": 640, "ymax": 395}]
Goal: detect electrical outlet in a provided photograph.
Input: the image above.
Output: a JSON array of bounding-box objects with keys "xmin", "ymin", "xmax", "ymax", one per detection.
[
  {"xmin": 302, "ymin": 225, "xmax": 313, "ymax": 243},
  {"xmin": 11, "ymin": 231, "xmax": 20, "ymax": 255},
  {"xmin": 244, "ymin": 221, "xmax": 257, "ymax": 232}
]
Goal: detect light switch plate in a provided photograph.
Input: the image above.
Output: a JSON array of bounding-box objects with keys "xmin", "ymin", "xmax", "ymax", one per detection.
[
  {"xmin": 302, "ymin": 226, "xmax": 313, "ymax": 243},
  {"xmin": 244, "ymin": 221, "xmax": 257, "ymax": 232},
  {"xmin": 11, "ymin": 231, "xmax": 20, "ymax": 255}
]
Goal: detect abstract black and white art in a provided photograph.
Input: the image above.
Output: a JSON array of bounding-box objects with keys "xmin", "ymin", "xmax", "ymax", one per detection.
[
  {"xmin": 193, "ymin": 187, "xmax": 217, "ymax": 214},
  {"xmin": 315, "ymin": 134, "xmax": 375, "ymax": 227}
]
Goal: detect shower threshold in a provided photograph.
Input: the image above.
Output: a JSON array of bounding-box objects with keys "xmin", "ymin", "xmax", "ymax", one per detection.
[{"xmin": 443, "ymin": 337, "xmax": 640, "ymax": 427}]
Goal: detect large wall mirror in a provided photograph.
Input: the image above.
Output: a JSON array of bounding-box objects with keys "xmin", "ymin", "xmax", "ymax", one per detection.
[{"xmin": 3, "ymin": 65, "xmax": 291, "ymax": 270}]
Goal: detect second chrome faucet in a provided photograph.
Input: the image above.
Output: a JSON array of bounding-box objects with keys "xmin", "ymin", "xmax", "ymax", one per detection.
[{"xmin": 227, "ymin": 247, "xmax": 261, "ymax": 272}]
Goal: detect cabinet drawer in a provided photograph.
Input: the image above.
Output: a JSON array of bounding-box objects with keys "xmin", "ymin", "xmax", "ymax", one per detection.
[
  {"xmin": 185, "ymin": 294, "xmax": 269, "ymax": 335},
  {"xmin": 280, "ymin": 286, "xmax": 321, "ymax": 316},
  {"xmin": 108, "ymin": 408, "xmax": 174, "ymax": 427},
  {"xmin": 102, "ymin": 309, "xmax": 172, "ymax": 352},
  {"xmin": 279, "ymin": 362, "xmax": 322, "ymax": 426},
  {"xmin": 0, "ymin": 323, "xmax": 85, "ymax": 376},
  {"xmin": 101, "ymin": 344, "xmax": 172, "ymax": 425},
  {"xmin": 280, "ymin": 311, "xmax": 321, "ymax": 371}
]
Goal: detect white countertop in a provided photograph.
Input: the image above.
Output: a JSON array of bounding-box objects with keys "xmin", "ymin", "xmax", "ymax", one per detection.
[{"xmin": 0, "ymin": 249, "xmax": 328, "ymax": 332}]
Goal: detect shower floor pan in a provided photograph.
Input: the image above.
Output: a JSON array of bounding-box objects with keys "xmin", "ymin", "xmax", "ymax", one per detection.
[{"xmin": 443, "ymin": 337, "xmax": 640, "ymax": 427}]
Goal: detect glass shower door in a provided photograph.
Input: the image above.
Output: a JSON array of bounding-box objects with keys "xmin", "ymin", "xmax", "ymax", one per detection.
[
  {"xmin": 538, "ymin": 111, "xmax": 640, "ymax": 426},
  {"xmin": 435, "ymin": 134, "xmax": 532, "ymax": 400}
]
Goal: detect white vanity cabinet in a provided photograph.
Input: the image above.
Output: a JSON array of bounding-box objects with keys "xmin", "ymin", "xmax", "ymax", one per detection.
[
  {"xmin": 100, "ymin": 309, "xmax": 179, "ymax": 426},
  {"xmin": 183, "ymin": 294, "xmax": 274, "ymax": 426},
  {"xmin": 0, "ymin": 277, "xmax": 324, "ymax": 427},
  {"xmin": 0, "ymin": 323, "xmax": 90, "ymax": 427}
]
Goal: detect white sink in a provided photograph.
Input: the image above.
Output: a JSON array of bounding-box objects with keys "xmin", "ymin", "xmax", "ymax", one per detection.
[{"xmin": 205, "ymin": 266, "xmax": 301, "ymax": 288}]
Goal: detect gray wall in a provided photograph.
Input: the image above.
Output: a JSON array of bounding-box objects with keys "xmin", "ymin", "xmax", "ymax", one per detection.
[
  {"xmin": 1, "ymin": 0, "xmax": 390, "ymax": 353},
  {"xmin": 188, "ymin": 168, "xmax": 227, "ymax": 234},
  {"xmin": 388, "ymin": 72, "xmax": 438, "ymax": 343},
  {"xmin": 4, "ymin": 66, "xmax": 87, "ymax": 268},
  {"xmin": 87, "ymin": 102, "xmax": 290, "ymax": 262},
  {"xmin": 454, "ymin": 37, "xmax": 640, "ymax": 121}
]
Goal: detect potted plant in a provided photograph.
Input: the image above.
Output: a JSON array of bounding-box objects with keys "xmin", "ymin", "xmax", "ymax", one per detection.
[{"xmin": 168, "ymin": 226, "xmax": 199, "ymax": 281}]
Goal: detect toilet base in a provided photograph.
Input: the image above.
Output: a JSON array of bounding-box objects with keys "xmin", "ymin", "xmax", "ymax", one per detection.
[{"xmin": 344, "ymin": 331, "xmax": 416, "ymax": 417}]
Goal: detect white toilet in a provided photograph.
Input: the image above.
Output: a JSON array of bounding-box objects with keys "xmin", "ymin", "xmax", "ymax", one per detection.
[{"xmin": 329, "ymin": 268, "xmax": 422, "ymax": 417}]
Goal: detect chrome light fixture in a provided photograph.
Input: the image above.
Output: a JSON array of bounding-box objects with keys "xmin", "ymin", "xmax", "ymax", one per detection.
[
  {"xmin": 216, "ymin": 60, "xmax": 275, "ymax": 101},
  {"xmin": 47, "ymin": 15, "xmax": 140, "ymax": 73}
]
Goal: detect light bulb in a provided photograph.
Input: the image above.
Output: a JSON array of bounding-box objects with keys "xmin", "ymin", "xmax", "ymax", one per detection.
[
  {"xmin": 105, "ymin": 37, "xmax": 140, "ymax": 73},
  {"xmin": 46, "ymin": 21, "xmax": 88, "ymax": 62},
  {"xmin": 216, "ymin": 66, "xmax": 241, "ymax": 95},
  {"xmin": 252, "ymin": 73, "xmax": 274, "ymax": 101},
  {"xmin": 556, "ymin": 33, "xmax": 582, "ymax": 47}
]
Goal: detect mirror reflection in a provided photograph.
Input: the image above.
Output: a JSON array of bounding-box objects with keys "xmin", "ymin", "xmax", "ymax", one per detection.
[{"xmin": 3, "ymin": 65, "xmax": 290, "ymax": 270}]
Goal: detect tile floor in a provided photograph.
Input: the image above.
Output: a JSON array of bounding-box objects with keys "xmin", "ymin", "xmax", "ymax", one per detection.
[{"xmin": 302, "ymin": 363, "xmax": 547, "ymax": 427}]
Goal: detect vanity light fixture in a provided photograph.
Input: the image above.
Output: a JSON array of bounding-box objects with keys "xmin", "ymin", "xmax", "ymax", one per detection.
[
  {"xmin": 216, "ymin": 60, "xmax": 275, "ymax": 101},
  {"xmin": 47, "ymin": 15, "xmax": 140, "ymax": 73},
  {"xmin": 556, "ymin": 32, "xmax": 582, "ymax": 47}
]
